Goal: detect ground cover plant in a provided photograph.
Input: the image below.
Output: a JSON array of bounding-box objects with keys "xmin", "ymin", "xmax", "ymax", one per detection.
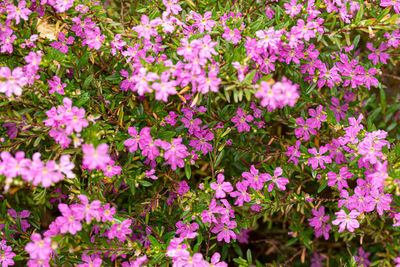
[{"xmin": 1, "ymin": 0, "xmax": 400, "ymax": 266}]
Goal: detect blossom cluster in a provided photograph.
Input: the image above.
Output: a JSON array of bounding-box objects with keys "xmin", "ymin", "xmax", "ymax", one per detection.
[{"xmin": 1, "ymin": 0, "xmax": 400, "ymax": 266}]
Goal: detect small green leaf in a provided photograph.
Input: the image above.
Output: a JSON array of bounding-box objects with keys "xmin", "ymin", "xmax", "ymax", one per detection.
[{"xmin": 185, "ymin": 164, "xmax": 191, "ymax": 180}]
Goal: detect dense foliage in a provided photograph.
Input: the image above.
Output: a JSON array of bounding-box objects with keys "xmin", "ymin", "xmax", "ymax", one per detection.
[{"xmin": 1, "ymin": 0, "xmax": 400, "ymax": 266}]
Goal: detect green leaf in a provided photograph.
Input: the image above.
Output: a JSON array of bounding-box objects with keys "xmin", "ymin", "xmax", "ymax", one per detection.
[
  {"xmin": 78, "ymin": 52, "xmax": 90, "ymax": 68},
  {"xmin": 355, "ymin": 0, "xmax": 364, "ymax": 23},
  {"xmin": 184, "ymin": 164, "xmax": 191, "ymax": 179},
  {"xmin": 246, "ymin": 249, "xmax": 253, "ymax": 264},
  {"xmin": 138, "ymin": 180, "xmax": 152, "ymax": 187},
  {"xmin": 83, "ymin": 75, "xmax": 93, "ymax": 89},
  {"xmin": 75, "ymin": 93, "xmax": 90, "ymax": 107},
  {"xmin": 317, "ymin": 179, "xmax": 328, "ymax": 193}
]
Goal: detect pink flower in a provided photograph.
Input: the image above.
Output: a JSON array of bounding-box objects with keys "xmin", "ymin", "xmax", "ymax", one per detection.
[
  {"xmin": 0, "ymin": 66, "xmax": 28, "ymax": 97},
  {"xmin": 162, "ymin": 137, "xmax": 189, "ymax": 170},
  {"xmin": 265, "ymin": 167, "xmax": 289, "ymax": 192},
  {"xmin": 107, "ymin": 219, "xmax": 132, "ymax": 242},
  {"xmin": 82, "ymin": 143, "xmax": 111, "ymax": 170},
  {"xmin": 73, "ymin": 194, "xmax": 102, "ymax": 223},
  {"xmin": 308, "ymin": 105, "xmax": 327, "ymax": 129},
  {"xmin": 308, "ymin": 146, "xmax": 332, "ymax": 170},
  {"xmin": 294, "ymin": 117, "xmax": 317, "ymax": 141},
  {"xmin": 132, "ymin": 15, "xmax": 158, "ymax": 40},
  {"xmin": 50, "ymin": 32, "xmax": 74, "ymax": 53},
  {"xmin": 283, "ymin": 0, "xmax": 302, "ymax": 17},
  {"xmin": 84, "ymin": 27, "xmax": 104, "ymax": 50},
  {"xmin": 231, "ymin": 108, "xmax": 253, "ymax": 133},
  {"xmin": 0, "ymin": 240, "xmax": 15, "ymax": 267},
  {"xmin": 211, "ymin": 220, "xmax": 237, "ymax": 243},
  {"xmin": 192, "ymin": 11, "xmax": 215, "ymax": 33},
  {"xmin": 56, "ymin": 203, "xmax": 83, "ymax": 234},
  {"xmin": 210, "ymin": 253, "xmax": 227, "ymax": 267},
  {"xmin": 124, "ymin": 127, "xmax": 140, "ymax": 152},
  {"xmin": 354, "ymin": 247, "xmax": 371, "ymax": 267},
  {"xmin": 6, "ymin": 1, "xmax": 31, "ymax": 24},
  {"xmin": 308, "ymin": 206, "xmax": 329, "ymax": 229},
  {"xmin": 201, "ymin": 199, "xmax": 224, "ymax": 225},
  {"xmin": 230, "ymin": 180, "xmax": 251, "ymax": 206},
  {"xmin": 242, "ymin": 165, "xmax": 269, "ymax": 190},
  {"xmin": 182, "ymin": 112, "xmax": 202, "ymax": 135},
  {"xmin": 48, "ymin": 75, "xmax": 66, "ymax": 95},
  {"xmin": 210, "ymin": 173, "xmax": 233, "ymax": 198},
  {"xmin": 151, "ymin": 72, "xmax": 177, "ymax": 102},
  {"xmin": 177, "ymin": 181, "xmax": 190, "ymax": 195},
  {"xmin": 285, "ymin": 140, "xmax": 301, "ymax": 165},
  {"xmin": 327, "ymin": 167, "xmax": 353, "ymax": 191},
  {"xmin": 189, "ymin": 129, "xmax": 214, "ymax": 155},
  {"xmin": 176, "ymin": 221, "xmax": 199, "ymax": 239},
  {"xmin": 77, "ymin": 253, "xmax": 102, "ymax": 267},
  {"xmin": 25, "ymin": 233, "xmax": 52, "ymax": 260},
  {"xmin": 163, "ymin": 0, "xmax": 182, "ymax": 15},
  {"xmin": 222, "ymin": 27, "xmax": 241, "ymax": 44},
  {"xmin": 367, "ymin": 43, "xmax": 389, "ymax": 65},
  {"xmin": 332, "ymin": 209, "xmax": 360, "ymax": 232}
]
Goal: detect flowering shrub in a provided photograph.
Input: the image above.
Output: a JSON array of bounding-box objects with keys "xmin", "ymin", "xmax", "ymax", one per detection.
[{"xmin": 1, "ymin": 0, "xmax": 400, "ymax": 266}]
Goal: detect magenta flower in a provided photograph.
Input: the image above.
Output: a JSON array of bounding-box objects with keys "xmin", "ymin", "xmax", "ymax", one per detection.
[
  {"xmin": 308, "ymin": 206, "xmax": 329, "ymax": 229},
  {"xmin": 6, "ymin": 1, "xmax": 31, "ymax": 24},
  {"xmin": 56, "ymin": 203, "xmax": 83, "ymax": 234},
  {"xmin": 107, "ymin": 219, "xmax": 132, "ymax": 242},
  {"xmin": 230, "ymin": 180, "xmax": 251, "ymax": 206},
  {"xmin": 308, "ymin": 146, "xmax": 332, "ymax": 170},
  {"xmin": 210, "ymin": 173, "xmax": 233, "ymax": 198},
  {"xmin": 77, "ymin": 253, "xmax": 102, "ymax": 267},
  {"xmin": 182, "ymin": 112, "xmax": 202, "ymax": 135},
  {"xmin": 48, "ymin": 75, "xmax": 66, "ymax": 95},
  {"xmin": 0, "ymin": 66, "xmax": 28, "ymax": 97},
  {"xmin": 124, "ymin": 126, "xmax": 140, "ymax": 152},
  {"xmin": 163, "ymin": 0, "xmax": 182, "ymax": 15},
  {"xmin": 222, "ymin": 27, "xmax": 241, "ymax": 44},
  {"xmin": 265, "ymin": 167, "xmax": 289, "ymax": 192},
  {"xmin": 153, "ymin": 72, "xmax": 177, "ymax": 103},
  {"xmin": 327, "ymin": 167, "xmax": 353, "ymax": 191},
  {"xmin": 164, "ymin": 111, "xmax": 178, "ymax": 126},
  {"xmin": 363, "ymin": 68, "xmax": 379, "ymax": 90},
  {"xmin": 308, "ymin": 105, "xmax": 327, "ymax": 129},
  {"xmin": 231, "ymin": 108, "xmax": 253, "ymax": 133},
  {"xmin": 176, "ymin": 221, "xmax": 199, "ymax": 239},
  {"xmin": 50, "ymin": 32, "xmax": 74, "ymax": 53},
  {"xmin": 332, "ymin": 209, "xmax": 360, "ymax": 232},
  {"xmin": 132, "ymin": 15, "xmax": 158, "ymax": 40},
  {"xmin": 285, "ymin": 140, "xmax": 301, "ymax": 165},
  {"xmin": 82, "ymin": 143, "xmax": 111, "ymax": 170},
  {"xmin": 177, "ymin": 181, "xmax": 190, "ymax": 195},
  {"xmin": 294, "ymin": 117, "xmax": 317, "ymax": 141},
  {"xmin": 162, "ymin": 138, "xmax": 189, "ymax": 170},
  {"xmin": 367, "ymin": 43, "xmax": 389, "ymax": 65},
  {"xmin": 329, "ymin": 97, "xmax": 349, "ymax": 122},
  {"xmin": 242, "ymin": 165, "xmax": 269, "ymax": 190},
  {"xmin": 211, "ymin": 220, "xmax": 237, "ymax": 243},
  {"xmin": 192, "ymin": 11, "xmax": 216, "ymax": 33},
  {"xmin": 0, "ymin": 240, "xmax": 16, "ymax": 267},
  {"xmin": 201, "ymin": 199, "xmax": 224, "ymax": 225},
  {"xmin": 189, "ymin": 129, "xmax": 214, "ymax": 155},
  {"xmin": 25, "ymin": 233, "xmax": 52, "ymax": 260},
  {"xmin": 354, "ymin": 247, "xmax": 371, "ymax": 267}
]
